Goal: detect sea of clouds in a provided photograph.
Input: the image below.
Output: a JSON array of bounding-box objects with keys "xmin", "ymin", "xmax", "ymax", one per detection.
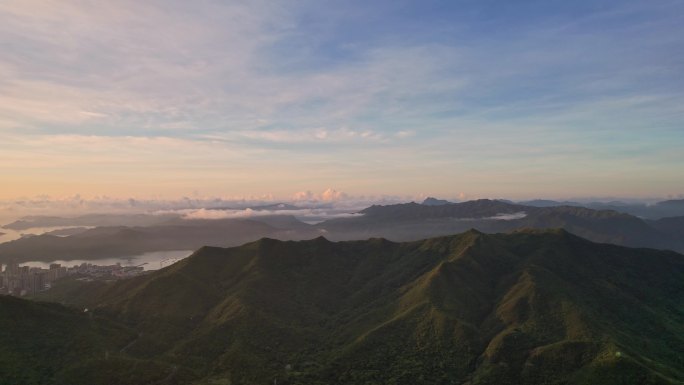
[{"xmin": 0, "ymin": 189, "xmax": 423, "ymax": 225}]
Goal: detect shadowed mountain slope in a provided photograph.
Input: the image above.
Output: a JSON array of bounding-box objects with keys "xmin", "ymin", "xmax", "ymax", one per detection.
[
  {"xmin": 40, "ymin": 230, "xmax": 684, "ymax": 385},
  {"xmin": 0, "ymin": 295, "xmax": 191, "ymax": 385},
  {"xmin": 651, "ymin": 216, "xmax": 684, "ymax": 239}
]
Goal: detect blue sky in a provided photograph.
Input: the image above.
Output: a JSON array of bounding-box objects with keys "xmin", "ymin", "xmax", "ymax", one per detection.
[{"xmin": 0, "ymin": 0, "xmax": 682, "ymax": 200}]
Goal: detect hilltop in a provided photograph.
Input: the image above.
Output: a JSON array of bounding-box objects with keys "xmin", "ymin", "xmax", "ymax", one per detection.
[{"xmin": 421, "ymin": 197, "xmax": 452, "ymax": 206}]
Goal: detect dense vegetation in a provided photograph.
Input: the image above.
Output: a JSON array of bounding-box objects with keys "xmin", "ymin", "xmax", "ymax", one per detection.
[
  {"xmin": 15, "ymin": 230, "xmax": 684, "ymax": 384},
  {"xmin": 0, "ymin": 296, "xmax": 188, "ymax": 385}
]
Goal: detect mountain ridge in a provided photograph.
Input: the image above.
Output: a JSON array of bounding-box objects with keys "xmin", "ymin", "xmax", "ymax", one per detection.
[{"xmin": 31, "ymin": 229, "xmax": 684, "ymax": 384}]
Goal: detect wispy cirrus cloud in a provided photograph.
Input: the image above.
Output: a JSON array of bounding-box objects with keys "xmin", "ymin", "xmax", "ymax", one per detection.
[
  {"xmin": 0, "ymin": 0, "xmax": 682, "ymax": 199},
  {"xmin": 0, "ymin": 0, "xmax": 464, "ymax": 137}
]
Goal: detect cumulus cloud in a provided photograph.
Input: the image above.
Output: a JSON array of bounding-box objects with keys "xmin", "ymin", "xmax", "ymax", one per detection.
[
  {"xmin": 321, "ymin": 188, "xmax": 348, "ymax": 201},
  {"xmin": 292, "ymin": 188, "xmax": 348, "ymax": 202},
  {"xmin": 292, "ymin": 191, "xmax": 315, "ymax": 201}
]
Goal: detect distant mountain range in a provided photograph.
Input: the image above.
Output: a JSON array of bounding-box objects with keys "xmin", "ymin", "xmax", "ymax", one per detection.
[
  {"xmin": 15, "ymin": 230, "xmax": 684, "ymax": 384},
  {"xmin": 422, "ymin": 197, "xmax": 684, "ymax": 219},
  {"xmin": 1, "ymin": 204, "xmax": 307, "ymax": 231},
  {"xmin": 2, "ymin": 213, "xmax": 179, "ymax": 230},
  {"xmin": 2, "ymin": 199, "xmax": 684, "ymax": 263},
  {"xmin": 0, "ymin": 217, "xmax": 319, "ymax": 262},
  {"xmin": 517, "ymin": 198, "xmax": 684, "ymax": 219},
  {"xmin": 321, "ymin": 199, "xmax": 684, "ymax": 251}
]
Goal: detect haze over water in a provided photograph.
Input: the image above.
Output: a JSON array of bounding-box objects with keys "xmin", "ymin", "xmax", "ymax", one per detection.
[{"xmin": 13, "ymin": 250, "xmax": 193, "ymax": 271}]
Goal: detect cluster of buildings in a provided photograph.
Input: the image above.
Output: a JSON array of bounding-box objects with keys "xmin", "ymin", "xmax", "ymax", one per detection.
[{"xmin": 0, "ymin": 262, "xmax": 145, "ymax": 296}]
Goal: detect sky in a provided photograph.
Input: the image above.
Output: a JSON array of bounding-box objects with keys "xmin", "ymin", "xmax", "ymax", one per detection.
[{"xmin": 1, "ymin": 0, "xmax": 683, "ymax": 201}]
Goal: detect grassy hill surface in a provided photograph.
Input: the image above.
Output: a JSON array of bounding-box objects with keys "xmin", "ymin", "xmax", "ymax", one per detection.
[{"xmin": 23, "ymin": 230, "xmax": 684, "ymax": 384}]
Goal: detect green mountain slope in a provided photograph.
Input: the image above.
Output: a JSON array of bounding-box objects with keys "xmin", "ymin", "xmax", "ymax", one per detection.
[
  {"xmin": 43, "ymin": 230, "xmax": 684, "ymax": 385},
  {"xmin": 0, "ymin": 295, "xmax": 190, "ymax": 385}
]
